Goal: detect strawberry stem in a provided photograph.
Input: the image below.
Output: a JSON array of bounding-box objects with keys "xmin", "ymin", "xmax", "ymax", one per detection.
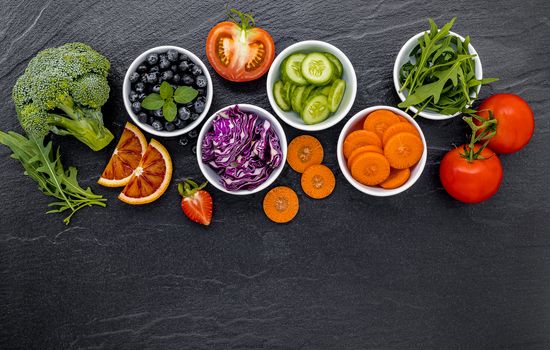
[{"xmin": 178, "ymin": 179, "xmax": 208, "ymax": 197}]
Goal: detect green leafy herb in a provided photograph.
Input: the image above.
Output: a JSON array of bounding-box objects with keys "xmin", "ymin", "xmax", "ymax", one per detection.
[
  {"xmin": 141, "ymin": 81, "xmax": 198, "ymax": 122},
  {"xmin": 174, "ymin": 86, "xmax": 199, "ymax": 104},
  {"xmin": 398, "ymin": 17, "xmax": 498, "ymax": 116},
  {"xmin": 0, "ymin": 131, "xmax": 107, "ymax": 225}
]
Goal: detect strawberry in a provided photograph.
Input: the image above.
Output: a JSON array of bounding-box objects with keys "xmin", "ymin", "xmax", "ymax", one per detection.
[{"xmin": 178, "ymin": 179, "xmax": 213, "ymax": 226}]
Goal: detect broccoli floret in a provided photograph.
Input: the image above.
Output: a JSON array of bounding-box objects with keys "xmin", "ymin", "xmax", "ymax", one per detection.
[{"xmin": 12, "ymin": 42, "xmax": 114, "ymax": 151}]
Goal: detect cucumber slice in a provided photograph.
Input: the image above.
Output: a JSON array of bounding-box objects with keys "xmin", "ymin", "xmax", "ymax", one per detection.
[
  {"xmin": 273, "ymin": 80, "xmax": 290, "ymax": 111},
  {"xmin": 291, "ymin": 86, "xmax": 306, "ymax": 112},
  {"xmin": 301, "ymin": 85, "xmax": 316, "ymax": 104},
  {"xmin": 319, "ymin": 85, "xmax": 331, "ymax": 96},
  {"xmin": 301, "ymin": 95, "xmax": 330, "ymax": 125},
  {"xmin": 328, "ymin": 79, "xmax": 346, "ymax": 113},
  {"xmin": 283, "ymin": 81, "xmax": 293, "ymax": 106},
  {"xmin": 324, "ymin": 52, "xmax": 343, "ymax": 78},
  {"xmin": 282, "ymin": 53, "xmax": 308, "ymax": 85},
  {"xmin": 301, "ymin": 53, "xmax": 334, "ymax": 85}
]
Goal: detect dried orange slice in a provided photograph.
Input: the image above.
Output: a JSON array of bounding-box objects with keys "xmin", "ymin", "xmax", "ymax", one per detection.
[
  {"xmin": 118, "ymin": 139, "xmax": 172, "ymax": 205},
  {"xmin": 98, "ymin": 122, "xmax": 147, "ymax": 187}
]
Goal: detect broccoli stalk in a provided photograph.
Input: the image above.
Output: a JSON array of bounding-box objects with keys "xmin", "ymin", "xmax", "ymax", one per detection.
[
  {"xmin": 46, "ymin": 94, "xmax": 113, "ymax": 151},
  {"xmin": 12, "ymin": 42, "xmax": 114, "ymax": 151}
]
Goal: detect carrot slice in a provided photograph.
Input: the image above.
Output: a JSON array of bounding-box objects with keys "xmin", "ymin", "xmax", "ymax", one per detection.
[
  {"xmin": 380, "ymin": 167, "xmax": 411, "ymax": 189},
  {"xmin": 287, "ymin": 135, "xmax": 324, "ymax": 173},
  {"xmin": 383, "ymin": 132, "xmax": 424, "ymax": 169},
  {"xmin": 343, "ymin": 130, "xmax": 382, "ymax": 159},
  {"xmin": 383, "ymin": 122, "xmax": 420, "ymax": 145},
  {"xmin": 263, "ymin": 186, "xmax": 299, "ymax": 223},
  {"xmin": 350, "ymin": 152, "xmax": 390, "ymax": 186},
  {"xmin": 397, "ymin": 115, "xmax": 409, "ymax": 123},
  {"xmin": 346, "ymin": 145, "xmax": 383, "ymax": 169},
  {"xmin": 301, "ymin": 164, "xmax": 336, "ymax": 199},
  {"xmin": 363, "ymin": 110, "xmax": 401, "ymax": 139}
]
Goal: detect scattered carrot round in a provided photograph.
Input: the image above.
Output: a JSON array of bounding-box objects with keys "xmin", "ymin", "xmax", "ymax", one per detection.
[
  {"xmin": 346, "ymin": 144, "xmax": 383, "ymax": 169},
  {"xmin": 343, "ymin": 130, "xmax": 382, "ymax": 158},
  {"xmin": 287, "ymin": 135, "xmax": 324, "ymax": 173},
  {"xmin": 380, "ymin": 167, "xmax": 411, "ymax": 189},
  {"xmin": 384, "ymin": 132, "xmax": 424, "ymax": 169},
  {"xmin": 301, "ymin": 164, "xmax": 336, "ymax": 199},
  {"xmin": 382, "ymin": 122, "xmax": 420, "ymax": 145},
  {"xmin": 263, "ymin": 186, "xmax": 299, "ymax": 223},
  {"xmin": 350, "ymin": 152, "xmax": 390, "ymax": 186},
  {"xmin": 363, "ymin": 110, "xmax": 401, "ymax": 139}
]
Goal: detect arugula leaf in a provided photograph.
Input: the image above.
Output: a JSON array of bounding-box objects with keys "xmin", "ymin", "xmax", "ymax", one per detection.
[
  {"xmin": 174, "ymin": 86, "xmax": 199, "ymax": 104},
  {"xmin": 141, "ymin": 93, "xmax": 165, "ymax": 110},
  {"xmin": 0, "ymin": 131, "xmax": 106, "ymax": 224}
]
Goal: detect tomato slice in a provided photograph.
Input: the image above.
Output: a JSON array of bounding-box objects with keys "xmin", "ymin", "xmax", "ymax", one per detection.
[{"xmin": 206, "ymin": 16, "xmax": 275, "ymax": 82}]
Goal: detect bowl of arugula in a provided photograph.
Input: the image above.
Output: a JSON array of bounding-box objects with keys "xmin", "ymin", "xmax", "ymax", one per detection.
[{"xmin": 393, "ymin": 17, "xmax": 497, "ymax": 120}]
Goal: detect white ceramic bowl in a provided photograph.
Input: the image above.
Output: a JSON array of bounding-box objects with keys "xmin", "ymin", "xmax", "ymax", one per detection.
[
  {"xmin": 337, "ymin": 106, "xmax": 427, "ymax": 196},
  {"xmin": 393, "ymin": 31, "xmax": 483, "ymax": 120},
  {"xmin": 123, "ymin": 45, "xmax": 213, "ymax": 137},
  {"xmin": 197, "ymin": 104, "xmax": 288, "ymax": 195},
  {"xmin": 266, "ymin": 40, "xmax": 357, "ymax": 131}
]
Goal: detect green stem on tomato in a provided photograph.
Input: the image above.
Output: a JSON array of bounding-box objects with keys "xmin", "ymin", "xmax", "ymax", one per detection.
[{"xmin": 461, "ymin": 111, "xmax": 497, "ymax": 162}]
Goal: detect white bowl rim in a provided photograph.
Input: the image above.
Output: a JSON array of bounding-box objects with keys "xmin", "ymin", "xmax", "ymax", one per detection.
[
  {"xmin": 337, "ymin": 105, "xmax": 427, "ymax": 197},
  {"xmin": 393, "ymin": 31, "xmax": 483, "ymax": 120},
  {"xmin": 122, "ymin": 45, "xmax": 213, "ymax": 137},
  {"xmin": 266, "ymin": 40, "xmax": 357, "ymax": 131},
  {"xmin": 196, "ymin": 103, "xmax": 288, "ymax": 195}
]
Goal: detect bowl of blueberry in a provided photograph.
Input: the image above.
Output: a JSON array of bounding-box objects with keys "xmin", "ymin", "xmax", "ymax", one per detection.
[{"xmin": 123, "ymin": 46, "xmax": 213, "ymax": 136}]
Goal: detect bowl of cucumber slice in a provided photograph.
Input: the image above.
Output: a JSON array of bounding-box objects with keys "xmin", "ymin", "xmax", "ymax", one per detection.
[{"xmin": 266, "ymin": 40, "xmax": 357, "ymax": 131}]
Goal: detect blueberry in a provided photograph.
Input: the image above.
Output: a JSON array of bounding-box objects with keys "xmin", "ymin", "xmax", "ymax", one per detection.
[
  {"xmin": 129, "ymin": 90, "xmax": 139, "ymax": 102},
  {"xmin": 178, "ymin": 60, "xmax": 190, "ymax": 72},
  {"xmin": 150, "ymin": 66, "xmax": 160, "ymax": 73},
  {"xmin": 134, "ymin": 83, "xmax": 145, "ymax": 93},
  {"xmin": 193, "ymin": 99, "xmax": 205, "ymax": 114},
  {"xmin": 137, "ymin": 64, "xmax": 148, "ymax": 73},
  {"xmin": 171, "ymin": 84, "xmax": 178, "ymax": 91},
  {"xmin": 181, "ymin": 74, "xmax": 194, "ymax": 85},
  {"xmin": 146, "ymin": 72, "xmax": 159, "ymax": 84},
  {"xmin": 192, "ymin": 145, "xmax": 197, "ymax": 154},
  {"xmin": 174, "ymin": 118, "xmax": 187, "ymax": 129},
  {"xmin": 137, "ymin": 93, "xmax": 146, "ymax": 101},
  {"xmin": 197, "ymin": 88, "xmax": 206, "ymax": 96},
  {"xmin": 146, "ymin": 53, "xmax": 159, "ymax": 65},
  {"xmin": 140, "ymin": 74, "xmax": 148, "ymax": 83},
  {"xmin": 179, "ymin": 53, "xmax": 189, "ymax": 61},
  {"xmin": 178, "ymin": 107, "xmax": 190, "ymax": 120},
  {"xmin": 129, "ymin": 72, "xmax": 140, "ymax": 83},
  {"xmin": 188, "ymin": 129, "xmax": 198, "ymax": 138},
  {"xmin": 172, "ymin": 74, "xmax": 181, "ymax": 84},
  {"xmin": 171, "ymin": 64, "xmax": 178, "ymax": 72},
  {"xmin": 131, "ymin": 101, "xmax": 141, "ymax": 113},
  {"xmin": 167, "ymin": 49, "xmax": 179, "ymax": 62},
  {"xmin": 178, "ymin": 136, "xmax": 189, "ymax": 146},
  {"xmin": 195, "ymin": 75, "xmax": 207, "ymax": 88},
  {"xmin": 153, "ymin": 109, "xmax": 163, "ymax": 118},
  {"xmin": 190, "ymin": 113, "xmax": 199, "ymax": 121},
  {"xmin": 164, "ymin": 122, "xmax": 176, "ymax": 132},
  {"xmin": 152, "ymin": 84, "xmax": 161, "ymax": 93},
  {"xmin": 160, "ymin": 70, "xmax": 173, "ymax": 81},
  {"xmin": 190, "ymin": 64, "xmax": 202, "ymax": 76},
  {"xmin": 137, "ymin": 112, "xmax": 148, "ymax": 123},
  {"xmin": 151, "ymin": 120, "xmax": 163, "ymax": 131},
  {"xmin": 159, "ymin": 57, "xmax": 171, "ymax": 70}
]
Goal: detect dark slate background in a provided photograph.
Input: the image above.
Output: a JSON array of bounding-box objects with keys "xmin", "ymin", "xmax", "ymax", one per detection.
[{"xmin": 1, "ymin": 0, "xmax": 549, "ymax": 349}]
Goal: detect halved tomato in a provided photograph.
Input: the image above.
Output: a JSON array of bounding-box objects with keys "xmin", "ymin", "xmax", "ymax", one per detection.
[{"xmin": 206, "ymin": 9, "xmax": 275, "ymax": 82}]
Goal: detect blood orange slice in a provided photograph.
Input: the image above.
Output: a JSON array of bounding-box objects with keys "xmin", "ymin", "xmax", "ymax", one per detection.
[
  {"xmin": 98, "ymin": 122, "xmax": 147, "ymax": 187},
  {"xmin": 118, "ymin": 139, "xmax": 172, "ymax": 205}
]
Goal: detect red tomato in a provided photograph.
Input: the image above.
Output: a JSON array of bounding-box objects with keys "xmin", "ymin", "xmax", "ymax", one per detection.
[
  {"xmin": 477, "ymin": 94, "xmax": 534, "ymax": 154},
  {"xmin": 439, "ymin": 144, "xmax": 503, "ymax": 203},
  {"xmin": 206, "ymin": 16, "xmax": 275, "ymax": 82}
]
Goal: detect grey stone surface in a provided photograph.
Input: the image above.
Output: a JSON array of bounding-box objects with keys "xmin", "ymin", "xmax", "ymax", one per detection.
[{"xmin": 1, "ymin": 0, "xmax": 550, "ymax": 349}]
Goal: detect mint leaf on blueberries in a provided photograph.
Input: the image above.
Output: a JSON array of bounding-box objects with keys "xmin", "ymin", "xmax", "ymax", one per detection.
[
  {"xmin": 174, "ymin": 86, "xmax": 198, "ymax": 104},
  {"xmin": 163, "ymin": 99, "xmax": 177, "ymax": 122},
  {"xmin": 159, "ymin": 81, "xmax": 173, "ymax": 100},
  {"xmin": 141, "ymin": 93, "xmax": 164, "ymax": 110}
]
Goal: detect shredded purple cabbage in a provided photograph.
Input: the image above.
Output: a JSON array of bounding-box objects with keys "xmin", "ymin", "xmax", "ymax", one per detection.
[{"xmin": 201, "ymin": 105, "xmax": 283, "ymax": 191}]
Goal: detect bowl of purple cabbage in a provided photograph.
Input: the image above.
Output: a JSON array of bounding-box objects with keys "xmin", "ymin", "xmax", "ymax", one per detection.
[{"xmin": 197, "ymin": 104, "xmax": 287, "ymax": 195}]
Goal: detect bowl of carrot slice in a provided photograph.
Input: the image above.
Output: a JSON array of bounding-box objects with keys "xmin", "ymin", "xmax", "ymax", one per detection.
[{"xmin": 337, "ymin": 106, "xmax": 427, "ymax": 196}]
